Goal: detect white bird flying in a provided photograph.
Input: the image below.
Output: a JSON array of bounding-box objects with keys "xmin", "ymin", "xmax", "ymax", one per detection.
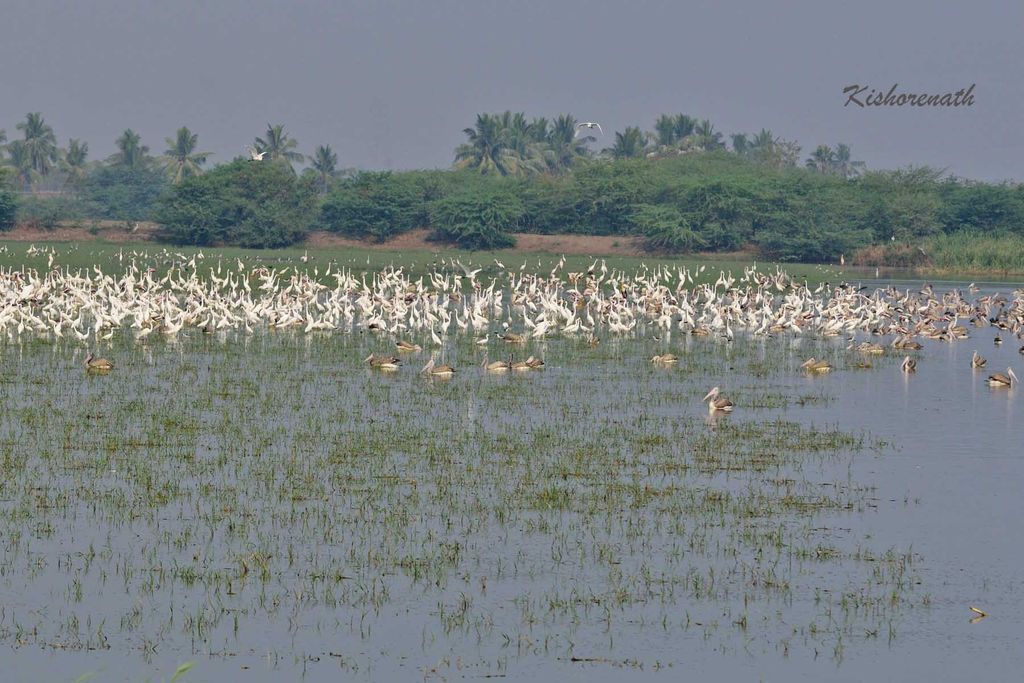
[{"xmin": 574, "ymin": 122, "xmax": 603, "ymax": 138}]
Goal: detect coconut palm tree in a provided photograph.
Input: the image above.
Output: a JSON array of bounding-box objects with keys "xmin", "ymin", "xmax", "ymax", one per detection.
[
  {"xmin": 806, "ymin": 145, "xmax": 835, "ymax": 174},
  {"xmin": 498, "ymin": 111, "xmax": 547, "ymax": 171},
  {"xmin": 113, "ymin": 129, "xmax": 150, "ymax": 168},
  {"xmin": 654, "ymin": 114, "xmax": 678, "ymax": 147},
  {"xmin": 605, "ymin": 127, "xmax": 647, "ymax": 159},
  {"xmin": 163, "ymin": 127, "xmax": 210, "ymax": 184},
  {"xmin": 731, "ymin": 133, "xmax": 750, "ymax": 156},
  {"xmin": 833, "ymin": 143, "xmax": 865, "ymax": 179},
  {"xmin": 60, "ymin": 139, "xmax": 89, "ymax": 191},
  {"xmin": 16, "ymin": 112, "xmax": 58, "ymax": 179},
  {"xmin": 308, "ymin": 144, "xmax": 338, "ymax": 192},
  {"xmin": 527, "ymin": 117, "xmax": 550, "ymax": 144},
  {"xmin": 673, "ymin": 115, "xmax": 697, "ymax": 142},
  {"xmin": 253, "ymin": 124, "xmax": 304, "ymax": 166},
  {"xmin": 455, "ymin": 113, "xmax": 535, "ymax": 176},
  {"xmin": 693, "ymin": 119, "xmax": 723, "ymax": 151},
  {"xmin": 544, "ymin": 114, "xmax": 591, "ymax": 172},
  {"xmin": 5, "ymin": 140, "xmax": 36, "ymax": 191}
]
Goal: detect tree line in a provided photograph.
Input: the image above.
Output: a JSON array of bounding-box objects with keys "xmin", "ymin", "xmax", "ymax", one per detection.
[{"xmin": 2, "ymin": 111, "xmax": 1023, "ymax": 263}]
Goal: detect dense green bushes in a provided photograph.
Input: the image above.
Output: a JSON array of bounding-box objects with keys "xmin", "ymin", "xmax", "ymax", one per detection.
[
  {"xmin": 9, "ymin": 147, "xmax": 1024, "ymax": 260},
  {"xmin": 0, "ymin": 170, "xmax": 16, "ymax": 231},
  {"xmin": 81, "ymin": 164, "xmax": 168, "ymax": 221},
  {"xmin": 15, "ymin": 194, "xmax": 92, "ymax": 229},
  {"xmin": 320, "ymin": 171, "xmax": 433, "ymax": 242},
  {"xmin": 428, "ymin": 185, "xmax": 521, "ymax": 249},
  {"xmin": 0, "ymin": 192, "xmax": 15, "ymax": 232},
  {"xmin": 155, "ymin": 159, "xmax": 316, "ymax": 248}
]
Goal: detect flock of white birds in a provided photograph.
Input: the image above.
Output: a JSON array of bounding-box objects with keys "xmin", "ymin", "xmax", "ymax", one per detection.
[{"xmin": 2, "ymin": 244, "xmax": 1022, "ymax": 406}]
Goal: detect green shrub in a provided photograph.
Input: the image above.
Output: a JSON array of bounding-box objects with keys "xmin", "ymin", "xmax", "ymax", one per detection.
[
  {"xmin": 81, "ymin": 164, "xmax": 168, "ymax": 221},
  {"xmin": 428, "ymin": 186, "xmax": 520, "ymax": 250},
  {"xmin": 320, "ymin": 171, "xmax": 425, "ymax": 241},
  {"xmin": 15, "ymin": 195, "xmax": 92, "ymax": 230},
  {"xmin": 155, "ymin": 159, "xmax": 315, "ymax": 248},
  {"xmin": 0, "ymin": 175, "xmax": 16, "ymax": 231},
  {"xmin": 630, "ymin": 204, "xmax": 707, "ymax": 253}
]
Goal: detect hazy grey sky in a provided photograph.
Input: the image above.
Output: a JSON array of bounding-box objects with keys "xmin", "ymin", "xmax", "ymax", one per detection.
[{"xmin": 2, "ymin": 0, "xmax": 1020, "ymax": 180}]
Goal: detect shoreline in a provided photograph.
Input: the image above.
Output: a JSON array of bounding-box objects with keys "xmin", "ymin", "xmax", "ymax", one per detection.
[{"xmin": 3, "ymin": 224, "xmax": 1024, "ymax": 279}]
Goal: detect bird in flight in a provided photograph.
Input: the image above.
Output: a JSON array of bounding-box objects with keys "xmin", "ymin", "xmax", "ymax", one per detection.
[
  {"xmin": 246, "ymin": 145, "xmax": 267, "ymax": 161},
  {"xmin": 574, "ymin": 122, "xmax": 603, "ymax": 138}
]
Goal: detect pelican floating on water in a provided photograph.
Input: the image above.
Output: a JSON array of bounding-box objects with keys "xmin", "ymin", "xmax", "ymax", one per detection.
[
  {"xmin": 651, "ymin": 353, "xmax": 678, "ymax": 364},
  {"xmin": 84, "ymin": 352, "xmax": 114, "ymax": 371},
  {"xmin": 483, "ymin": 354, "xmax": 512, "ymax": 373},
  {"xmin": 702, "ymin": 387, "xmax": 734, "ymax": 413},
  {"xmin": 497, "ymin": 332, "xmax": 526, "ymax": 344},
  {"xmin": 900, "ymin": 355, "xmax": 917, "ymax": 373},
  {"xmin": 800, "ymin": 357, "xmax": 832, "ymax": 373},
  {"xmin": 395, "ymin": 340, "xmax": 422, "ymax": 353},
  {"xmin": 421, "ymin": 355, "xmax": 455, "ymax": 377},
  {"xmin": 987, "ymin": 367, "xmax": 1018, "ymax": 388},
  {"xmin": 971, "ymin": 350, "xmax": 987, "ymax": 369},
  {"xmin": 365, "ymin": 354, "xmax": 401, "ymax": 370}
]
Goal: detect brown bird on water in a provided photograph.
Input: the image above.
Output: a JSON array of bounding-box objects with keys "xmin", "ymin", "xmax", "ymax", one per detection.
[
  {"xmin": 987, "ymin": 367, "xmax": 1018, "ymax": 388},
  {"xmin": 800, "ymin": 357, "xmax": 832, "ymax": 373},
  {"xmin": 84, "ymin": 352, "xmax": 114, "ymax": 371},
  {"xmin": 421, "ymin": 356, "xmax": 455, "ymax": 377},
  {"xmin": 364, "ymin": 354, "xmax": 401, "ymax": 370},
  {"xmin": 702, "ymin": 387, "xmax": 734, "ymax": 413}
]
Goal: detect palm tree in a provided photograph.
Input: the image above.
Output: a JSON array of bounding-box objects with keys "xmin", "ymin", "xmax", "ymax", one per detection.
[
  {"xmin": 806, "ymin": 145, "xmax": 835, "ymax": 174},
  {"xmin": 16, "ymin": 112, "xmax": 58, "ymax": 180},
  {"xmin": 693, "ymin": 119, "xmax": 723, "ymax": 151},
  {"xmin": 113, "ymin": 129, "xmax": 150, "ymax": 168},
  {"xmin": 730, "ymin": 133, "xmax": 750, "ymax": 156},
  {"xmin": 309, "ymin": 144, "xmax": 338, "ymax": 192},
  {"xmin": 163, "ymin": 127, "xmax": 210, "ymax": 183},
  {"xmin": 744, "ymin": 129, "xmax": 776, "ymax": 164},
  {"xmin": 5, "ymin": 140, "xmax": 36, "ymax": 191},
  {"xmin": 654, "ymin": 114, "xmax": 678, "ymax": 147},
  {"xmin": 673, "ymin": 115, "xmax": 697, "ymax": 141},
  {"xmin": 60, "ymin": 139, "xmax": 89, "ymax": 191},
  {"xmin": 605, "ymin": 127, "xmax": 647, "ymax": 159},
  {"xmin": 832, "ymin": 143, "xmax": 865, "ymax": 179},
  {"xmin": 498, "ymin": 111, "xmax": 546, "ymax": 171},
  {"xmin": 254, "ymin": 124, "xmax": 304, "ymax": 166},
  {"xmin": 455, "ymin": 113, "xmax": 537, "ymax": 176},
  {"xmin": 0, "ymin": 129, "xmax": 6, "ymax": 162},
  {"xmin": 527, "ymin": 117, "xmax": 550, "ymax": 144},
  {"xmin": 544, "ymin": 114, "xmax": 591, "ymax": 172}
]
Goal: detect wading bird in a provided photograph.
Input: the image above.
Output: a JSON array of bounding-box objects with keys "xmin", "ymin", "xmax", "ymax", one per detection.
[
  {"xmin": 84, "ymin": 352, "xmax": 114, "ymax": 371},
  {"xmin": 365, "ymin": 354, "xmax": 401, "ymax": 370},
  {"xmin": 421, "ymin": 355, "xmax": 455, "ymax": 377},
  {"xmin": 702, "ymin": 387, "xmax": 733, "ymax": 413},
  {"xmin": 987, "ymin": 367, "xmax": 1018, "ymax": 388},
  {"xmin": 800, "ymin": 357, "xmax": 832, "ymax": 373}
]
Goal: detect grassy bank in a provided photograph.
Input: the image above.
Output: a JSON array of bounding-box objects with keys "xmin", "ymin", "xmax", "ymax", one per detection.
[{"xmin": 853, "ymin": 232, "xmax": 1024, "ymax": 275}]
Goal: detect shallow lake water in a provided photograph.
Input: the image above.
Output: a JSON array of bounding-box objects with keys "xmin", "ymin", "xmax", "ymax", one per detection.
[{"xmin": 1, "ymin": 275, "xmax": 1022, "ymax": 682}]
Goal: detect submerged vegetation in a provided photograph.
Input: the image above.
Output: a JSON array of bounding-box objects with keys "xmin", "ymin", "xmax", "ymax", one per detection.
[
  {"xmin": 3, "ymin": 111, "xmax": 1024, "ymax": 266},
  {"xmin": 0, "ymin": 246, "xmax": 931, "ymax": 679}
]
